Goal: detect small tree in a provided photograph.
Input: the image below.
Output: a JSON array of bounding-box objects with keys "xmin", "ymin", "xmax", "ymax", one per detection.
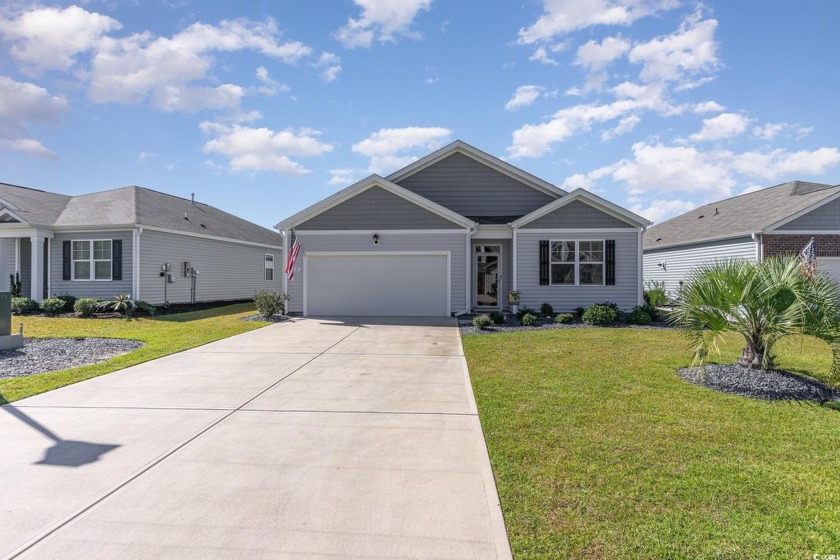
[
  {"xmin": 9, "ymin": 272, "xmax": 22, "ymax": 297},
  {"xmin": 670, "ymin": 256, "xmax": 840, "ymax": 376},
  {"xmin": 98, "ymin": 294, "xmax": 155, "ymax": 318},
  {"xmin": 253, "ymin": 291, "xmax": 290, "ymax": 319}
]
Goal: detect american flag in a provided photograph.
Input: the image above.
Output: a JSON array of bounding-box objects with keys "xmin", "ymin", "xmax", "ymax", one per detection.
[
  {"xmin": 800, "ymin": 237, "xmax": 817, "ymax": 278},
  {"xmin": 285, "ymin": 229, "xmax": 301, "ymax": 282}
]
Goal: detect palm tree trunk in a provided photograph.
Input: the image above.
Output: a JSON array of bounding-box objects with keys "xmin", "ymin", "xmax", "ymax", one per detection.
[{"xmin": 738, "ymin": 337, "xmax": 765, "ymax": 369}]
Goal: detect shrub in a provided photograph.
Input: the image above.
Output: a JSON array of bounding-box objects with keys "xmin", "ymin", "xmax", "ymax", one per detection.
[
  {"xmin": 626, "ymin": 308, "xmax": 653, "ymax": 325},
  {"xmin": 555, "ymin": 313, "xmax": 574, "ymax": 324},
  {"xmin": 574, "ymin": 306, "xmax": 586, "ymax": 317},
  {"xmin": 520, "ymin": 312, "xmax": 539, "ymax": 326},
  {"xmin": 9, "ymin": 272, "xmax": 22, "ymax": 297},
  {"xmin": 253, "ymin": 290, "xmax": 290, "ymax": 318},
  {"xmin": 98, "ymin": 294, "xmax": 155, "ymax": 318},
  {"xmin": 40, "ymin": 297, "xmax": 67, "ymax": 315},
  {"xmin": 489, "ymin": 311, "xmax": 505, "ymax": 325},
  {"xmin": 595, "ymin": 301, "xmax": 620, "ymax": 313},
  {"xmin": 582, "ymin": 304, "xmax": 618, "ymax": 326},
  {"xmin": 516, "ymin": 307, "xmax": 537, "ymax": 321},
  {"xmin": 11, "ymin": 297, "xmax": 38, "ymax": 315},
  {"xmin": 540, "ymin": 302, "xmax": 554, "ymax": 316},
  {"xmin": 55, "ymin": 293, "xmax": 78, "ymax": 309},
  {"xmin": 644, "ymin": 280, "xmax": 670, "ymax": 306},
  {"xmin": 473, "ymin": 314, "xmax": 492, "ymax": 330},
  {"xmin": 75, "ymin": 298, "xmax": 99, "ymax": 318},
  {"xmin": 636, "ymin": 302, "xmax": 659, "ymax": 321}
]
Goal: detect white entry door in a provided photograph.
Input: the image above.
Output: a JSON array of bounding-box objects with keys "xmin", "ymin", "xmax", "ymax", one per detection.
[{"xmin": 305, "ymin": 252, "xmax": 450, "ymax": 316}]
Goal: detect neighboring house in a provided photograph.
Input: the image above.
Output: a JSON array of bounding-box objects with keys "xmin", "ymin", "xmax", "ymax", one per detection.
[
  {"xmin": 277, "ymin": 141, "xmax": 650, "ymax": 317},
  {"xmin": 643, "ymin": 180, "xmax": 840, "ymax": 297},
  {"xmin": 0, "ymin": 183, "xmax": 284, "ymax": 304}
]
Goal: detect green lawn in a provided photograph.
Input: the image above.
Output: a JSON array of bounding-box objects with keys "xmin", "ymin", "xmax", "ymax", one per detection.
[
  {"xmin": 0, "ymin": 304, "xmax": 268, "ymax": 403},
  {"xmin": 463, "ymin": 328, "xmax": 840, "ymax": 559}
]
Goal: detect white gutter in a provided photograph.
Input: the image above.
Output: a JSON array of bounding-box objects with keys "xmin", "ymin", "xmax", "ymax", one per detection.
[
  {"xmin": 638, "ymin": 226, "xmax": 646, "ymax": 305},
  {"xmin": 460, "ymin": 225, "xmax": 478, "ymax": 316},
  {"xmin": 751, "ymin": 232, "xmax": 762, "ymax": 262}
]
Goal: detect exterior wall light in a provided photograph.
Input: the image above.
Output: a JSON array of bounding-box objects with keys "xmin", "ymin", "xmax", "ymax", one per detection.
[{"xmin": 373, "ymin": 233, "xmax": 379, "ymax": 245}]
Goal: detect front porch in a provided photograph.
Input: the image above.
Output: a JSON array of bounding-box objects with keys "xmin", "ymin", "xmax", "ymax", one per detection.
[{"xmin": 0, "ymin": 228, "xmax": 53, "ymax": 301}]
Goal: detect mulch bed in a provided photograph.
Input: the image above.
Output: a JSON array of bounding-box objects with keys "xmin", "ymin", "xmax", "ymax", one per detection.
[
  {"xmin": 679, "ymin": 363, "xmax": 838, "ymax": 402},
  {"xmin": 459, "ymin": 314, "xmax": 673, "ymax": 335}
]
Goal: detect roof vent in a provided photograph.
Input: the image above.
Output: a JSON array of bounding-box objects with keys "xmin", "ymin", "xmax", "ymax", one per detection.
[
  {"xmin": 200, "ymin": 223, "xmax": 206, "ymax": 228},
  {"xmin": 191, "ymin": 192, "xmax": 196, "ymax": 205},
  {"xmin": 656, "ymin": 237, "xmax": 662, "ymax": 242},
  {"xmin": 698, "ymin": 215, "xmax": 704, "ymax": 219},
  {"xmin": 715, "ymin": 207, "xmax": 719, "ymax": 215},
  {"xmin": 184, "ymin": 213, "xmax": 189, "ymax": 220}
]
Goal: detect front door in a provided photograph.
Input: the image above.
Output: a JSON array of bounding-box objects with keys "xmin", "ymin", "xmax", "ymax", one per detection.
[{"xmin": 475, "ymin": 246, "xmax": 501, "ymax": 309}]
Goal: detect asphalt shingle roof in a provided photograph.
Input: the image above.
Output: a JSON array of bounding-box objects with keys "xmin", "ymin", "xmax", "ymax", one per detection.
[
  {"xmin": 0, "ymin": 183, "xmax": 283, "ymax": 247},
  {"xmin": 644, "ymin": 181, "xmax": 840, "ymax": 250}
]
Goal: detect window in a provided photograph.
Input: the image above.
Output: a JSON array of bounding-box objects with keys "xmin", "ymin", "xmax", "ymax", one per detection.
[
  {"xmin": 265, "ymin": 253, "xmax": 274, "ymax": 281},
  {"xmin": 72, "ymin": 240, "xmax": 112, "ymax": 281},
  {"xmin": 550, "ymin": 240, "xmax": 603, "ymax": 285}
]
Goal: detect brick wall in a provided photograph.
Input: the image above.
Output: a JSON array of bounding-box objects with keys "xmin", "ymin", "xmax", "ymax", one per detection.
[{"xmin": 763, "ymin": 234, "xmax": 840, "ymax": 258}]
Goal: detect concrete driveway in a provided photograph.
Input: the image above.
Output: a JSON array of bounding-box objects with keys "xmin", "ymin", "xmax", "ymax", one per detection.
[{"xmin": 0, "ymin": 317, "xmax": 511, "ymax": 559}]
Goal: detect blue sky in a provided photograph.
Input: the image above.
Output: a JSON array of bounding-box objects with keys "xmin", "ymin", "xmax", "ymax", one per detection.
[{"xmin": 1, "ymin": 0, "xmax": 839, "ymax": 229}]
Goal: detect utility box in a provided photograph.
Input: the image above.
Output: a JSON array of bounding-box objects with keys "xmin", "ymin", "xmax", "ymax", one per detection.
[{"xmin": 0, "ymin": 292, "xmax": 11, "ymax": 336}]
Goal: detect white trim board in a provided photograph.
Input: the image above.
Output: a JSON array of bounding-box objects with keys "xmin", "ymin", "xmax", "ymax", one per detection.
[
  {"xmin": 519, "ymin": 228, "xmax": 641, "ymax": 234},
  {"xmin": 294, "ymin": 229, "xmax": 468, "ymax": 235}
]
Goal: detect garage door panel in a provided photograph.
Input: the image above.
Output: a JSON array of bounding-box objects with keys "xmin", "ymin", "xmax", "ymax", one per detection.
[{"xmin": 306, "ymin": 254, "xmax": 448, "ymax": 316}]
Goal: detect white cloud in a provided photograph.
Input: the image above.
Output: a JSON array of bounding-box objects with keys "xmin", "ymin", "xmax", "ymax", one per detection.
[
  {"xmin": 335, "ymin": 0, "xmax": 432, "ymax": 48},
  {"xmin": 752, "ymin": 122, "xmax": 785, "ymax": 140},
  {"xmin": 517, "ymin": 0, "xmax": 679, "ymax": 44},
  {"xmin": 505, "ymin": 85, "xmax": 545, "ymax": 111},
  {"xmin": 0, "ymin": 5, "xmax": 121, "ymax": 72},
  {"xmin": 601, "ymin": 114, "xmax": 641, "ymax": 141},
  {"xmin": 0, "ymin": 76, "xmax": 68, "ymax": 159},
  {"xmin": 574, "ymin": 35, "xmax": 630, "ymax": 71},
  {"xmin": 529, "ymin": 46, "xmax": 558, "ymax": 65},
  {"xmin": 328, "ymin": 167, "xmax": 364, "ymax": 186},
  {"xmin": 89, "ymin": 18, "xmax": 311, "ymax": 110},
  {"xmin": 795, "ymin": 126, "xmax": 814, "ymax": 139},
  {"xmin": 729, "ymin": 147, "xmax": 840, "ymax": 181},
  {"xmin": 315, "ymin": 52, "xmax": 342, "ymax": 82},
  {"xmin": 630, "ymin": 198, "xmax": 696, "ymax": 224},
  {"xmin": 200, "ymin": 120, "xmax": 333, "ymax": 175},
  {"xmin": 688, "ymin": 112, "xmax": 750, "ymax": 142},
  {"xmin": 628, "ymin": 12, "xmax": 719, "ymax": 85},
  {"xmin": 352, "ymin": 126, "xmax": 452, "ymax": 173},
  {"xmin": 253, "ymin": 66, "xmax": 290, "ymax": 96},
  {"xmin": 692, "ymin": 100, "xmax": 724, "ymax": 114}
]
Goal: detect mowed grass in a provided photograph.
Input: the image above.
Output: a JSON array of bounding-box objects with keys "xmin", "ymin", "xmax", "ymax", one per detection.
[
  {"xmin": 0, "ymin": 303, "xmax": 267, "ymax": 403},
  {"xmin": 463, "ymin": 328, "xmax": 840, "ymax": 559}
]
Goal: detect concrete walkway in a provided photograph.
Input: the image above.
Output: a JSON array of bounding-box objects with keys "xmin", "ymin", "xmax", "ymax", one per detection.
[{"xmin": 0, "ymin": 317, "xmax": 511, "ymax": 559}]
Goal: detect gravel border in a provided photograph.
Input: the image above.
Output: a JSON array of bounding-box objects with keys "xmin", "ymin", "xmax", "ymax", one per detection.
[
  {"xmin": 0, "ymin": 338, "xmax": 144, "ymax": 379},
  {"xmin": 679, "ymin": 363, "xmax": 838, "ymax": 402},
  {"xmin": 239, "ymin": 314, "xmax": 291, "ymax": 323},
  {"xmin": 459, "ymin": 314, "xmax": 673, "ymax": 335}
]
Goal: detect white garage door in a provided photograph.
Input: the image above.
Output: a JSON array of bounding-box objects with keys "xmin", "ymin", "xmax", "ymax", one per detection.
[
  {"xmin": 305, "ymin": 253, "xmax": 449, "ymax": 316},
  {"xmin": 818, "ymin": 257, "xmax": 840, "ymax": 284}
]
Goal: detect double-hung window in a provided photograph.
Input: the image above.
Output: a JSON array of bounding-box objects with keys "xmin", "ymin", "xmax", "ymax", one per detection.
[
  {"xmin": 265, "ymin": 254, "xmax": 274, "ymax": 281},
  {"xmin": 72, "ymin": 240, "xmax": 112, "ymax": 281},
  {"xmin": 550, "ymin": 240, "xmax": 604, "ymax": 285}
]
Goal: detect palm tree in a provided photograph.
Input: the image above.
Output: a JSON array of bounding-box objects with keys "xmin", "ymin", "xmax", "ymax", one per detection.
[{"xmin": 670, "ymin": 256, "xmax": 840, "ymax": 377}]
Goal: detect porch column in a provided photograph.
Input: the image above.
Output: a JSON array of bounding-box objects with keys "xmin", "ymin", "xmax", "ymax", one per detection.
[{"xmin": 30, "ymin": 235, "xmax": 45, "ymax": 301}]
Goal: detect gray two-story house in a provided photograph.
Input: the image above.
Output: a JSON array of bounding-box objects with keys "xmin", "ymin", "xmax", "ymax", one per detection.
[
  {"xmin": 0, "ymin": 183, "xmax": 284, "ymax": 304},
  {"xmin": 277, "ymin": 141, "xmax": 650, "ymax": 317}
]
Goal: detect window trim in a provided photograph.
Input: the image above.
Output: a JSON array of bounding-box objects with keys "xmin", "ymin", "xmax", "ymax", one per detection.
[
  {"xmin": 549, "ymin": 239, "xmax": 605, "ymax": 286},
  {"xmin": 71, "ymin": 239, "xmax": 113, "ymax": 282},
  {"xmin": 265, "ymin": 253, "xmax": 275, "ymax": 282}
]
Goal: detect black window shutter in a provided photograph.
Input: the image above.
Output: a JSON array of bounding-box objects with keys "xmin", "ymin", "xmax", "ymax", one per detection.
[
  {"xmin": 539, "ymin": 240, "xmax": 550, "ymax": 285},
  {"xmin": 62, "ymin": 241, "xmax": 71, "ymax": 280},
  {"xmin": 605, "ymin": 240, "xmax": 616, "ymax": 285},
  {"xmin": 112, "ymin": 239, "xmax": 122, "ymax": 281}
]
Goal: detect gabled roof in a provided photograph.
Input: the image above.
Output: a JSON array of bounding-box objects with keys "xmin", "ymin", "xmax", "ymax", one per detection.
[
  {"xmin": 510, "ymin": 188, "xmax": 651, "ymax": 228},
  {"xmin": 386, "ymin": 140, "xmax": 566, "ymax": 199},
  {"xmin": 0, "ymin": 182, "xmax": 283, "ymax": 247},
  {"xmin": 644, "ymin": 181, "xmax": 840, "ymax": 250},
  {"xmin": 277, "ymin": 175, "xmax": 476, "ymax": 230}
]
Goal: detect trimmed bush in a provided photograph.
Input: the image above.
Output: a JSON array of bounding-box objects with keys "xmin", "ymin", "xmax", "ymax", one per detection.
[
  {"xmin": 74, "ymin": 298, "xmax": 99, "ymax": 318},
  {"xmin": 516, "ymin": 307, "xmax": 537, "ymax": 321},
  {"xmin": 40, "ymin": 297, "xmax": 67, "ymax": 315},
  {"xmin": 489, "ymin": 311, "xmax": 505, "ymax": 325},
  {"xmin": 540, "ymin": 302, "xmax": 554, "ymax": 316},
  {"xmin": 520, "ymin": 312, "xmax": 539, "ymax": 326},
  {"xmin": 626, "ymin": 308, "xmax": 653, "ymax": 325},
  {"xmin": 574, "ymin": 306, "xmax": 586, "ymax": 317},
  {"xmin": 555, "ymin": 313, "xmax": 574, "ymax": 324},
  {"xmin": 55, "ymin": 293, "xmax": 78, "ymax": 310},
  {"xmin": 11, "ymin": 297, "xmax": 38, "ymax": 315},
  {"xmin": 253, "ymin": 290, "xmax": 290, "ymax": 318},
  {"xmin": 473, "ymin": 314, "xmax": 492, "ymax": 330},
  {"xmin": 582, "ymin": 304, "xmax": 618, "ymax": 326},
  {"xmin": 636, "ymin": 302, "xmax": 659, "ymax": 321}
]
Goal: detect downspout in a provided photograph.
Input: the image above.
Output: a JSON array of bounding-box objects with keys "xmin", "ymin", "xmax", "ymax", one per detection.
[
  {"xmin": 751, "ymin": 232, "xmax": 762, "ymax": 262},
  {"xmin": 638, "ymin": 226, "xmax": 646, "ymax": 306},
  {"xmin": 454, "ymin": 225, "xmax": 478, "ymax": 316},
  {"xmin": 132, "ymin": 227, "xmax": 142, "ymax": 300},
  {"xmin": 281, "ymin": 228, "xmax": 289, "ymax": 296}
]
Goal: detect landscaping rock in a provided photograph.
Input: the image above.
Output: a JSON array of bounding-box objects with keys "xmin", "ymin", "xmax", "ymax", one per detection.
[
  {"xmin": 239, "ymin": 314, "xmax": 290, "ymax": 323},
  {"xmin": 679, "ymin": 363, "xmax": 838, "ymax": 402},
  {"xmin": 0, "ymin": 338, "xmax": 143, "ymax": 379}
]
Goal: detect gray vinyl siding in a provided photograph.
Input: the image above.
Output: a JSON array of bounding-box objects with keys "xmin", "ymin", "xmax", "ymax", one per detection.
[
  {"xmin": 472, "ymin": 239, "xmax": 513, "ymax": 311},
  {"xmin": 50, "ymin": 231, "xmax": 133, "ymax": 299},
  {"xmin": 287, "ymin": 232, "xmax": 468, "ymax": 315},
  {"xmin": 296, "ymin": 186, "xmax": 457, "ymax": 230},
  {"xmin": 515, "ymin": 230, "xmax": 641, "ymax": 311},
  {"xmin": 777, "ymin": 197, "xmax": 840, "ymax": 230},
  {"xmin": 643, "ymin": 236, "xmax": 757, "ymax": 298},
  {"xmin": 0, "ymin": 238, "xmax": 15, "ymax": 289},
  {"xmin": 19, "ymin": 238, "xmax": 31, "ymax": 297},
  {"xmin": 139, "ymin": 230, "xmax": 282, "ymax": 305},
  {"xmin": 521, "ymin": 200, "xmax": 636, "ymax": 229},
  {"xmin": 395, "ymin": 152, "xmax": 557, "ymax": 218}
]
